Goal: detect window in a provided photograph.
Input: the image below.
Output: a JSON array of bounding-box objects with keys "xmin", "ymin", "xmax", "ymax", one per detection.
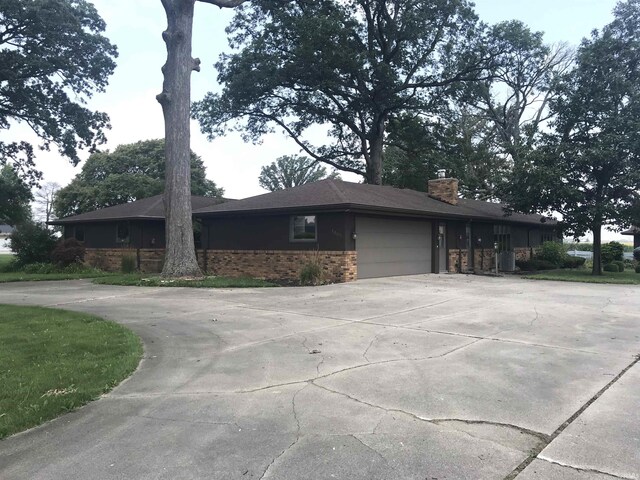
[
  {"xmin": 493, "ymin": 225, "xmax": 511, "ymax": 252},
  {"xmin": 542, "ymin": 231, "xmax": 554, "ymax": 243},
  {"xmin": 290, "ymin": 215, "xmax": 317, "ymax": 242},
  {"xmin": 116, "ymin": 222, "xmax": 130, "ymax": 244},
  {"xmin": 74, "ymin": 227, "xmax": 85, "ymax": 242}
]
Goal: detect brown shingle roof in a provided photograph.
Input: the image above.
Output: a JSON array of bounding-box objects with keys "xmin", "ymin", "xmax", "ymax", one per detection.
[
  {"xmin": 50, "ymin": 195, "xmax": 227, "ymax": 225},
  {"xmin": 193, "ymin": 179, "xmax": 556, "ymax": 226},
  {"xmin": 622, "ymin": 226, "xmax": 639, "ymax": 235}
]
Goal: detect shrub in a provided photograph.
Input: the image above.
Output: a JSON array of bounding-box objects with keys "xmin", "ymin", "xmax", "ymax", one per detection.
[
  {"xmin": 603, "ymin": 263, "xmax": 620, "ymax": 272},
  {"xmin": 536, "ymin": 241, "xmax": 566, "ymax": 267},
  {"xmin": 636, "ymin": 265, "xmax": 640, "ymax": 274},
  {"xmin": 120, "ymin": 253, "xmax": 137, "ymax": 273},
  {"xmin": 634, "ymin": 247, "xmax": 640, "ymax": 262},
  {"xmin": 22, "ymin": 262, "xmax": 57, "ymax": 274},
  {"xmin": 300, "ymin": 260, "xmax": 323, "ymax": 285},
  {"xmin": 561, "ymin": 256, "xmax": 586, "ymax": 269},
  {"xmin": 601, "ymin": 241, "xmax": 624, "ymax": 264},
  {"xmin": 612, "ymin": 260, "xmax": 625, "ymax": 272},
  {"xmin": 9, "ymin": 222, "xmax": 57, "ymax": 267},
  {"xmin": 51, "ymin": 238, "xmax": 85, "ymax": 267},
  {"xmin": 516, "ymin": 259, "xmax": 557, "ymax": 271}
]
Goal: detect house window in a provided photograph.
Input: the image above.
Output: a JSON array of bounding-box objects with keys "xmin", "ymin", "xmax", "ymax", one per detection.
[
  {"xmin": 493, "ymin": 225, "xmax": 511, "ymax": 252},
  {"xmin": 74, "ymin": 227, "xmax": 85, "ymax": 242},
  {"xmin": 116, "ymin": 222, "xmax": 130, "ymax": 244},
  {"xmin": 290, "ymin": 215, "xmax": 317, "ymax": 242},
  {"xmin": 542, "ymin": 231, "xmax": 554, "ymax": 243}
]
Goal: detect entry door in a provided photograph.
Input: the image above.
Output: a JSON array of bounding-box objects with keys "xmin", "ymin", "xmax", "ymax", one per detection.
[
  {"xmin": 438, "ymin": 223, "xmax": 447, "ymax": 273},
  {"xmin": 356, "ymin": 217, "xmax": 432, "ymax": 279}
]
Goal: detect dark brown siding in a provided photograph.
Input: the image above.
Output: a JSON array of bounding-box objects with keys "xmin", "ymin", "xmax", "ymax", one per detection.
[
  {"xmin": 204, "ymin": 212, "xmax": 351, "ymax": 251},
  {"xmin": 63, "ymin": 220, "xmax": 166, "ymax": 249}
]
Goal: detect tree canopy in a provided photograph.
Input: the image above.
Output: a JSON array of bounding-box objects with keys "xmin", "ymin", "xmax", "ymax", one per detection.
[
  {"xmin": 0, "ymin": 165, "xmax": 32, "ymax": 226},
  {"xmin": 54, "ymin": 139, "xmax": 223, "ymax": 218},
  {"xmin": 194, "ymin": 0, "xmax": 502, "ymax": 185},
  {"xmin": 503, "ymin": 0, "xmax": 640, "ymax": 274},
  {"xmin": 0, "ymin": 0, "xmax": 118, "ymax": 185},
  {"xmin": 259, "ymin": 155, "xmax": 339, "ymax": 191}
]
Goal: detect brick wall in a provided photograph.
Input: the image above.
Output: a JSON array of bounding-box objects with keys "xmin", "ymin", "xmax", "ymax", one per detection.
[
  {"xmin": 206, "ymin": 250, "xmax": 357, "ymax": 283},
  {"xmin": 514, "ymin": 247, "xmax": 534, "ymax": 262},
  {"xmin": 427, "ymin": 178, "xmax": 459, "ymax": 205},
  {"xmin": 83, "ymin": 247, "xmax": 358, "ymax": 283}
]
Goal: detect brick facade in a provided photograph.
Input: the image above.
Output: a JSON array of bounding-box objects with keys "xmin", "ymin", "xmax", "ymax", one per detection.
[
  {"xmin": 83, "ymin": 248, "xmax": 357, "ymax": 283},
  {"xmin": 447, "ymin": 247, "xmax": 535, "ymax": 273},
  {"xmin": 427, "ymin": 178, "xmax": 459, "ymax": 205}
]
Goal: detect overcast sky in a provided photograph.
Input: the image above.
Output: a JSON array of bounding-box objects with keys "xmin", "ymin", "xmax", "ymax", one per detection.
[{"xmin": 5, "ymin": 0, "xmax": 627, "ymax": 239}]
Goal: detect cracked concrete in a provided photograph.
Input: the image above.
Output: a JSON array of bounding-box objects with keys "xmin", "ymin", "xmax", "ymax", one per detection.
[{"xmin": 0, "ymin": 275, "xmax": 639, "ymax": 479}]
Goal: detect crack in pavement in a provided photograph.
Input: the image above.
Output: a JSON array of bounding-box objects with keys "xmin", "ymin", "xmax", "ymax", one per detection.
[
  {"xmin": 537, "ymin": 458, "xmax": 635, "ymax": 480},
  {"xmin": 529, "ymin": 306, "xmax": 539, "ymax": 327},
  {"xmin": 350, "ymin": 434, "xmax": 391, "ymax": 466},
  {"xmin": 362, "ymin": 330, "xmax": 385, "ymax": 363},
  {"xmin": 505, "ymin": 354, "xmax": 640, "ymax": 479}
]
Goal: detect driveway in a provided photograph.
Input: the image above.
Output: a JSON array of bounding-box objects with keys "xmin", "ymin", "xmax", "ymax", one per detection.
[{"xmin": 0, "ymin": 275, "xmax": 638, "ymax": 479}]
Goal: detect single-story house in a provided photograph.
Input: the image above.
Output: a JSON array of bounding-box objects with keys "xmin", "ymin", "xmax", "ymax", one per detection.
[
  {"xmin": 51, "ymin": 178, "xmax": 558, "ymax": 280},
  {"xmin": 622, "ymin": 226, "xmax": 639, "ymax": 249},
  {"xmin": 50, "ymin": 194, "xmax": 226, "ymax": 272},
  {"xmin": 192, "ymin": 177, "xmax": 558, "ymax": 282},
  {"xmin": 0, "ymin": 224, "xmax": 14, "ymax": 240}
]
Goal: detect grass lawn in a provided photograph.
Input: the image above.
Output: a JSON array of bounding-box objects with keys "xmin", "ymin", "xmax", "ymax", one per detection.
[
  {"xmin": 524, "ymin": 268, "xmax": 640, "ymax": 285},
  {"xmin": 0, "ymin": 271, "xmax": 116, "ymax": 283},
  {"xmin": 0, "ymin": 253, "xmax": 13, "ymax": 270},
  {"xmin": 0, "ymin": 305, "xmax": 142, "ymax": 439},
  {"xmin": 92, "ymin": 274, "xmax": 278, "ymax": 288}
]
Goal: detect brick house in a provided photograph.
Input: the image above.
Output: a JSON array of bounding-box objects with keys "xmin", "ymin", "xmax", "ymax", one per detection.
[{"xmin": 51, "ymin": 178, "xmax": 558, "ymax": 281}]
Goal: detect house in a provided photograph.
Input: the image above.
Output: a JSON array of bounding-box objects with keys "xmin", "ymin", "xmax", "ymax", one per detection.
[
  {"xmin": 192, "ymin": 177, "xmax": 558, "ymax": 282},
  {"xmin": 49, "ymin": 195, "xmax": 226, "ymax": 272},
  {"xmin": 622, "ymin": 226, "xmax": 640, "ymax": 248},
  {"xmin": 0, "ymin": 224, "xmax": 14, "ymax": 240}
]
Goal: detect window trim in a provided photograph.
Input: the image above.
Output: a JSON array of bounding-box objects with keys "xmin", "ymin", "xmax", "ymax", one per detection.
[{"xmin": 289, "ymin": 215, "xmax": 318, "ymax": 243}]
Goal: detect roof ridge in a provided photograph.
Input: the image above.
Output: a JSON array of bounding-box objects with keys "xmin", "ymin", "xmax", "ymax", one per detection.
[{"xmin": 326, "ymin": 179, "xmax": 349, "ymax": 203}]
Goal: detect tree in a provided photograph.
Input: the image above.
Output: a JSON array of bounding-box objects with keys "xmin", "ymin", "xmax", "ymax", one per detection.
[
  {"xmin": 259, "ymin": 155, "xmax": 339, "ymax": 191},
  {"xmin": 34, "ymin": 182, "xmax": 61, "ymax": 224},
  {"xmin": 0, "ymin": 0, "xmax": 117, "ymax": 185},
  {"xmin": 158, "ymin": 0, "xmax": 247, "ymax": 278},
  {"xmin": 0, "ymin": 165, "xmax": 32, "ymax": 226},
  {"xmin": 193, "ymin": 0, "xmax": 500, "ymax": 186},
  {"xmin": 503, "ymin": 0, "xmax": 640, "ymax": 275},
  {"xmin": 54, "ymin": 139, "xmax": 223, "ymax": 218}
]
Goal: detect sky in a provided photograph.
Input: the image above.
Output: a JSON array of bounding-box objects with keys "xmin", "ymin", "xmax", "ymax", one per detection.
[{"xmin": 4, "ymin": 0, "xmax": 629, "ymax": 240}]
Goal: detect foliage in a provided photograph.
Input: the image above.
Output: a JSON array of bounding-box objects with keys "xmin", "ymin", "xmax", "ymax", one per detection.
[
  {"xmin": 601, "ymin": 241, "xmax": 625, "ymax": 265},
  {"xmin": 0, "ymin": 165, "xmax": 32, "ymax": 226},
  {"xmin": 603, "ymin": 263, "xmax": 621, "ymax": 273},
  {"xmin": 516, "ymin": 259, "xmax": 557, "ymax": 271},
  {"xmin": 536, "ymin": 241, "xmax": 567, "ymax": 267},
  {"xmin": 259, "ymin": 155, "xmax": 339, "ymax": 191},
  {"xmin": 562, "ymin": 256, "xmax": 587, "ymax": 269},
  {"xmin": 612, "ymin": 260, "xmax": 625, "ymax": 272},
  {"xmin": 51, "ymin": 238, "xmax": 85, "ymax": 267},
  {"xmin": 524, "ymin": 269, "xmax": 640, "ymax": 285},
  {"xmin": 0, "ymin": 268, "xmax": 111, "ymax": 283},
  {"xmin": 299, "ymin": 260, "xmax": 324, "ymax": 286},
  {"xmin": 636, "ymin": 265, "xmax": 640, "ymax": 273},
  {"xmin": 120, "ymin": 253, "xmax": 137, "ymax": 274},
  {"xmin": 634, "ymin": 247, "xmax": 640, "ymax": 262},
  {"xmin": 0, "ymin": 0, "xmax": 117, "ymax": 186},
  {"xmin": 92, "ymin": 275, "xmax": 277, "ymax": 288},
  {"xmin": 0, "ymin": 305, "xmax": 141, "ymax": 438},
  {"xmin": 54, "ymin": 139, "xmax": 223, "ymax": 218},
  {"xmin": 501, "ymin": 1, "xmax": 640, "ymax": 275},
  {"xmin": 9, "ymin": 222, "xmax": 57, "ymax": 267},
  {"xmin": 194, "ymin": 0, "xmax": 501, "ymax": 184}
]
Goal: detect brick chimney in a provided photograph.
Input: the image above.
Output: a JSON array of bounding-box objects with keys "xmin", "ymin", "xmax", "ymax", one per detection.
[{"xmin": 428, "ymin": 170, "xmax": 459, "ymax": 205}]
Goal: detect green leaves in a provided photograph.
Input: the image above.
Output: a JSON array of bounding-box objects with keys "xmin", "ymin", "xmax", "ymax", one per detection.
[
  {"xmin": 258, "ymin": 155, "xmax": 338, "ymax": 191},
  {"xmin": 53, "ymin": 139, "xmax": 223, "ymax": 218},
  {"xmin": 0, "ymin": 0, "xmax": 118, "ymax": 178}
]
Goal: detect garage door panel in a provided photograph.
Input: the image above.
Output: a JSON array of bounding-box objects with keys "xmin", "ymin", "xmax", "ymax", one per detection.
[{"xmin": 356, "ymin": 217, "xmax": 432, "ymax": 279}]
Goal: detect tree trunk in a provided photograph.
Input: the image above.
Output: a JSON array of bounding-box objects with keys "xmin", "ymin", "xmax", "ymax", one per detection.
[
  {"xmin": 366, "ymin": 118, "xmax": 385, "ymax": 185},
  {"xmin": 592, "ymin": 223, "xmax": 602, "ymax": 276},
  {"xmin": 158, "ymin": 0, "xmax": 202, "ymax": 277}
]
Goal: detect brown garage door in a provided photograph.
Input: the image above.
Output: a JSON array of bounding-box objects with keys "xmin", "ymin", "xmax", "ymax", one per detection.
[{"xmin": 356, "ymin": 216, "xmax": 432, "ymax": 279}]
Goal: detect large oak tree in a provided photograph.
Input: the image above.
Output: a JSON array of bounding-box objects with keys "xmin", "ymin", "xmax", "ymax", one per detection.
[
  {"xmin": 0, "ymin": 0, "xmax": 117, "ymax": 185},
  {"xmin": 158, "ymin": 0, "xmax": 246, "ymax": 277},
  {"xmin": 193, "ymin": 0, "xmax": 500, "ymax": 186}
]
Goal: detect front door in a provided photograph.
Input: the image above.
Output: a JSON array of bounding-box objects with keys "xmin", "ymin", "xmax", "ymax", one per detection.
[{"xmin": 438, "ymin": 223, "xmax": 447, "ymax": 273}]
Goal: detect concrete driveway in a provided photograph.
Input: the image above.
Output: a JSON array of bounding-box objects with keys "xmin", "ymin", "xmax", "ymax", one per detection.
[{"xmin": 0, "ymin": 275, "xmax": 638, "ymax": 479}]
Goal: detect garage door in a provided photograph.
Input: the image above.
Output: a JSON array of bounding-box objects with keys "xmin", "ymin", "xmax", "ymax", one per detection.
[{"xmin": 356, "ymin": 216, "xmax": 432, "ymax": 279}]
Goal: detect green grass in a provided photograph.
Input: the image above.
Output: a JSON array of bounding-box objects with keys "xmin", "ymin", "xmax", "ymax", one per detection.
[
  {"xmin": 0, "ymin": 271, "xmax": 116, "ymax": 283},
  {"xmin": 92, "ymin": 274, "xmax": 278, "ymax": 288},
  {"xmin": 0, "ymin": 253, "xmax": 13, "ymax": 270},
  {"xmin": 0, "ymin": 305, "xmax": 142, "ymax": 439},
  {"xmin": 524, "ymin": 268, "xmax": 640, "ymax": 285}
]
